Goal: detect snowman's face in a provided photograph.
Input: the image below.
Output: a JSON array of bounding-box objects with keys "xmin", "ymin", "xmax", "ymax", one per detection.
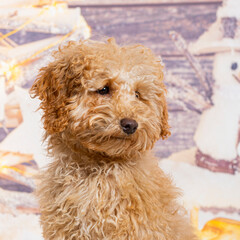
[
  {"xmin": 231, "ymin": 61, "xmax": 240, "ymax": 84},
  {"xmin": 213, "ymin": 52, "xmax": 240, "ymax": 86}
]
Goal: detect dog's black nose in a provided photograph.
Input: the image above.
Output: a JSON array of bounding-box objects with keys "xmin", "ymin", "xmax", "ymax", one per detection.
[{"xmin": 120, "ymin": 118, "xmax": 138, "ymax": 135}]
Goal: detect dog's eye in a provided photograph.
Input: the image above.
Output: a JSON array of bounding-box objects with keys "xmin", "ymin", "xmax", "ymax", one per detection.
[
  {"xmin": 97, "ymin": 86, "xmax": 109, "ymax": 95},
  {"xmin": 231, "ymin": 62, "xmax": 238, "ymax": 71},
  {"xmin": 135, "ymin": 91, "xmax": 140, "ymax": 98}
]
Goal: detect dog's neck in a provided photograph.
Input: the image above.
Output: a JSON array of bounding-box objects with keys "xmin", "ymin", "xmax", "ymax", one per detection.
[{"xmin": 46, "ymin": 133, "xmax": 144, "ymax": 167}]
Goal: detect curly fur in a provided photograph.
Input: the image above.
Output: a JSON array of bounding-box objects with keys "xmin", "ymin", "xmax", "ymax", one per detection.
[{"xmin": 30, "ymin": 38, "xmax": 198, "ymax": 240}]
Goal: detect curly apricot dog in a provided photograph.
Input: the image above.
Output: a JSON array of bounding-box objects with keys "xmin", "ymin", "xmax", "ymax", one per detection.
[{"xmin": 30, "ymin": 38, "xmax": 198, "ymax": 240}]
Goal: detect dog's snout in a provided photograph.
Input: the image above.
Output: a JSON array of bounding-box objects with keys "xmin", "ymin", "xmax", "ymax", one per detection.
[{"xmin": 120, "ymin": 118, "xmax": 138, "ymax": 135}]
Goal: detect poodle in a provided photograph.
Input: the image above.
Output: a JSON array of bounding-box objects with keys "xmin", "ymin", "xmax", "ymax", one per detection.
[{"xmin": 30, "ymin": 38, "xmax": 198, "ymax": 240}]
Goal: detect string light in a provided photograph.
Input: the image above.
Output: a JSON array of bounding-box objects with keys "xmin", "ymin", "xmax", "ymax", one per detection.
[
  {"xmin": 0, "ymin": 1, "xmax": 90, "ymax": 188},
  {"xmin": 17, "ymin": 25, "xmax": 77, "ymax": 67},
  {"xmin": 0, "ymin": 1, "xmax": 67, "ymax": 41},
  {"xmin": 0, "ymin": 165, "xmax": 34, "ymax": 177},
  {"xmin": 0, "ymin": 8, "xmax": 47, "ymax": 41},
  {"xmin": 0, "ymin": 1, "xmax": 83, "ymax": 83}
]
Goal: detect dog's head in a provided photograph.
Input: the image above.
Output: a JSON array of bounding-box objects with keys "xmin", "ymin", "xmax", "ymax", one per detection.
[{"xmin": 30, "ymin": 38, "xmax": 170, "ymax": 157}]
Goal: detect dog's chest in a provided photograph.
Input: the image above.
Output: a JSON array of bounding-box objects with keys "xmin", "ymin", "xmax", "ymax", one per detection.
[
  {"xmin": 39, "ymin": 160, "xmax": 187, "ymax": 239},
  {"xmin": 55, "ymin": 163, "xmax": 177, "ymax": 233}
]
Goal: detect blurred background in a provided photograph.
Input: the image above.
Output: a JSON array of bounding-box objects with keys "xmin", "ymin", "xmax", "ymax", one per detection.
[{"xmin": 0, "ymin": 0, "xmax": 239, "ymax": 239}]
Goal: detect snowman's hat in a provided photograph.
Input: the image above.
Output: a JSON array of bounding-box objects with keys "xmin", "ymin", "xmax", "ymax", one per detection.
[{"xmin": 189, "ymin": 0, "xmax": 240, "ymax": 54}]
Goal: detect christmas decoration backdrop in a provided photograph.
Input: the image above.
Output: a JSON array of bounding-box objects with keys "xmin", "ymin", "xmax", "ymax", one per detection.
[{"xmin": 0, "ymin": 0, "xmax": 239, "ymax": 239}]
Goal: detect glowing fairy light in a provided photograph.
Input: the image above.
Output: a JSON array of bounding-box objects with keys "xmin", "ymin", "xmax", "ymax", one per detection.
[
  {"xmin": 190, "ymin": 206, "xmax": 240, "ymax": 240},
  {"xmin": 0, "ymin": 60, "xmax": 21, "ymax": 82},
  {"xmin": 0, "ymin": 62, "xmax": 7, "ymax": 122},
  {"xmin": 0, "ymin": 60, "xmax": 21, "ymax": 125},
  {"xmin": 198, "ymin": 218, "xmax": 240, "ymax": 240},
  {"xmin": 1, "ymin": 61, "xmax": 13, "ymax": 79},
  {"xmin": 0, "ymin": 158, "xmax": 10, "ymax": 175},
  {"xmin": 0, "ymin": 75, "xmax": 6, "ymax": 122},
  {"xmin": 48, "ymin": 1, "xmax": 67, "ymax": 16}
]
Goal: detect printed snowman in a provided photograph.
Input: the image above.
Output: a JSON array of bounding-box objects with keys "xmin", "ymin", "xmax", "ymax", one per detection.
[
  {"xmin": 190, "ymin": 0, "xmax": 240, "ymax": 174},
  {"xmin": 194, "ymin": 52, "xmax": 240, "ymax": 174}
]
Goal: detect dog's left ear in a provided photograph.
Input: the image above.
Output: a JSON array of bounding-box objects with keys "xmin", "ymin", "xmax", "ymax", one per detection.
[
  {"xmin": 159, "ymin": 91, "xmax": 171, "ymax": 140},
  {"xmin": 157, "ymin": 77, "xmax": 171, "ymax": 140}
]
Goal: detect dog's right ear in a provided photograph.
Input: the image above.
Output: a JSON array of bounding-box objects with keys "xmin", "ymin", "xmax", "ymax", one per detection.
[
  {"xmin": 30, "ymin": 60, "xmax": 70, "ymax": 134},
  {"xmin": 30, "ymin": 42, "xmax": 91, "ymax": 134}
]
